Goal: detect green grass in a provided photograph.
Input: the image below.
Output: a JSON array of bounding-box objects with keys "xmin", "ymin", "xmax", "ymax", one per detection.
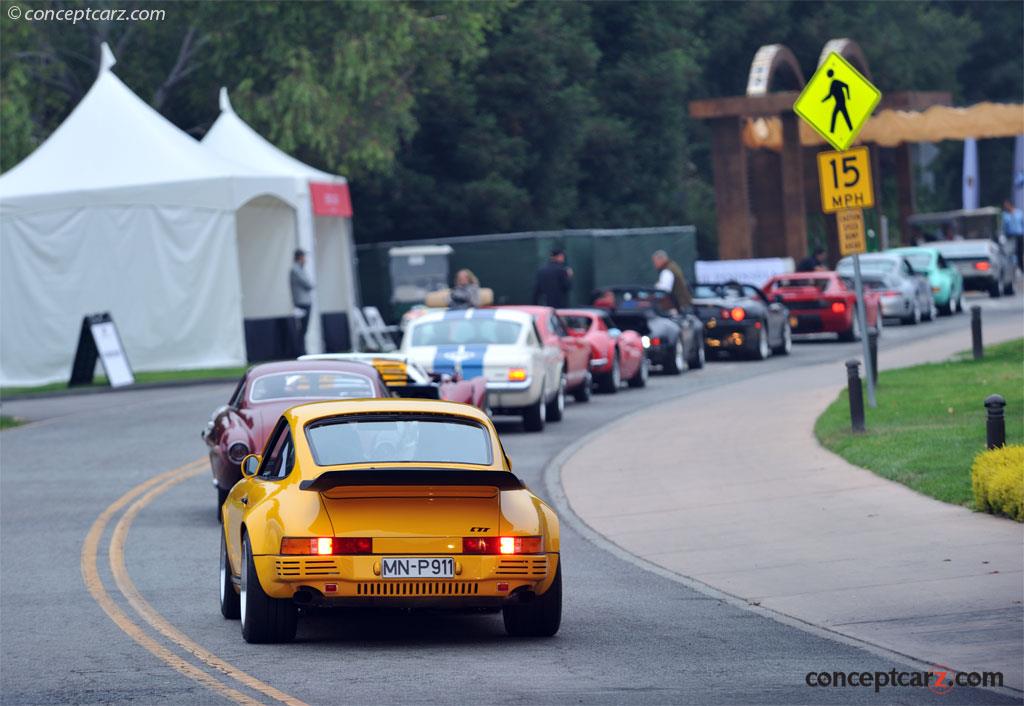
[
  {"xmin": 815, "ymin": 338, "xmax": 1024, "ymax": 507},
  {"xmin": 0, "ymin": 366, "xmax": 247, "ymax": 398},
  {"xmin": 0, "ymin": 415, "xmax": 23, "ymax": 430}
]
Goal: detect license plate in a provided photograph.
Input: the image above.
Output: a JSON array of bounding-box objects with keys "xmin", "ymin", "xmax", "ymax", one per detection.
[{"xmin": 381, "ymin": 557, "xmax": 454, "ymax": 579}]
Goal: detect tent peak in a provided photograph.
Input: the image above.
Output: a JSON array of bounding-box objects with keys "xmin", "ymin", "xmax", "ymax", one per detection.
[
  {"xmin": 219, "ymin": 87, "xmax": 235, "ymax": 114},
  {"xmin": 99, "ymin": 42, "xmax": 116, "ymax": 73}
]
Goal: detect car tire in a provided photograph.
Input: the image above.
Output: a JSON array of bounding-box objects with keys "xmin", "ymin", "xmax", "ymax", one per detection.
[
  {"xmin": 1004, "ymin": 277, "xmax": 1015, "ymax": 295},
  {"xmin": 938, "ymin": 297, "xmax": 953, "ymax": 316},
  {"xmin": 240, "ymin": 534, "xmax": 297, "ymax": 644},
  {"xmin": 572, "ymin": 371, "xmax": 592, "ymax": 403},
  {"xmin": 953, "ymin": 292, "xmax": 964, "ymax": 314},
  {"xmin": 503, "ymin": 560, "xmax": 561, "ymax": 638},
  {"xmin": 219, "ymin": 532, "xmax": 240, "ymax": 620},
  {"xmin": 751, "ymin": 325, "xmax": 770, "ymax": 360},
  {"xmin": 903, "ymin": 301, "xmax": 921, "ymax": 325},
  {"xmin": 216, "ymin": 485, "xmax": 229, "ymax": 522},
  {"xmin": 923, "ymin": 299, "xmax": 937, "ymax": 321},
  {"xmin": 689, "ymin": 335, "xmax": 706, "ymax": 368},
  {"xmin": 626, "ymin": 357, "xmax": 648, "ymax": 388},
  {"xmin": 597, "ymin": 356, "xmax": 620, "ymax": 394},
  {"xmin": 771, "ymin": 321, "xmax": 792, "ymax": 355},
  {"xmin": 545, "ymin": 372, "xmax": 565, "ymax": 422},
  {"xmin": 838, "ymin": 319, "xmax": 857, "ymax": 342},
  {"xmin": 521, "ymin": 383, "xmax": 546, "ymax": 432},
  {"xmin": 989, "ymin": 280, "xmax": 1002, "ymax": 298},
  {"xmin": 663, "ymin": 340, "xmax": 685, "ymax": 375}
]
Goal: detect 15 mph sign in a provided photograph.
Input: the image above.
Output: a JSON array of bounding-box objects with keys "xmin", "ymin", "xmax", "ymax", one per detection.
[{"xmin": 817, "ymin": 146, "xmax": 874, "ymax": 213}]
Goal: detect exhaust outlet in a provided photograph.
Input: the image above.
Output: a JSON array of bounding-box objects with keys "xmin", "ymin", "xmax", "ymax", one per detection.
[{"xmin": 293, "ymin": 589, "xmax": 315, "ymax": 605}]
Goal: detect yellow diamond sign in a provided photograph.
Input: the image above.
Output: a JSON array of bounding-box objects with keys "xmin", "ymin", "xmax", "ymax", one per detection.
[{"xmin": 794, "ymin": 53, "xmax": 882, "ymax": 152}]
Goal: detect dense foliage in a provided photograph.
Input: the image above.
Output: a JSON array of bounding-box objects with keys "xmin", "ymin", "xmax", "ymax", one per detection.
[{"xmin": 2, "ymin": 1, "xmax": 1020, "ymax": 253}]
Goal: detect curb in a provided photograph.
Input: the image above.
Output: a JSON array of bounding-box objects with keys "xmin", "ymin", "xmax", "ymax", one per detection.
[{"xmin": 1, "ymin": 376, "xmax": 237, "ymax": 403}]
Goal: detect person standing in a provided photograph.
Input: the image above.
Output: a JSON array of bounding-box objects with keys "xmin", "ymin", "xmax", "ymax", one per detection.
[
  {"xmin": 533, "ymin": 248, "xmax": 573, "ymax": 308},
  {"xmin": 449, "ymin": 269, "xmax": 481, "ymax": 309},
  {"xmin": 290, "ymin": 249, "xmax": 314, "ymax": 355},
  {"xmin": 652, "ymin": 250, "xmax": 692, "ymax": 310},
  {"xmin": 1002, "ymin": 199, "xmax": 1023, "ymax": 272},
  {"xmin": 797, "ymin": 247, "xmax": 828, "ymax": 272}
]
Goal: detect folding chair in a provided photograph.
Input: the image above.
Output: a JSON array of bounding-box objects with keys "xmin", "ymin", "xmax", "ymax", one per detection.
[
  {"xmin": 361, "ymin": 306, "xmax": 401, "ymax": 352},
  {"xmin": 349, "ymin": 307, "xmax": 383, "ymax": 352}
]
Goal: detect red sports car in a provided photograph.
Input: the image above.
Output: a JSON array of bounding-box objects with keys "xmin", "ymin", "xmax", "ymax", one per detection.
[
  {"xmin": 202, "ymin": 360, "xmax": 392, "ymax": 516},
  {"xmin": 557, "ymin": 308, "xmax": 648, "ymax": 392},
  {"xmin": 493, "ymin": 305, "xmax": 593, "ymax": 402},
  {"xmin": 763, "ymin": 272, "xmax": 882, "ymax": 341}
]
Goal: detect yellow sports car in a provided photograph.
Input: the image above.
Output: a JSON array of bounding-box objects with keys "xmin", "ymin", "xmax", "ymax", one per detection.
[{"xmin": 219, "ymin": 398, "xmax": 561, "ymax": 643}]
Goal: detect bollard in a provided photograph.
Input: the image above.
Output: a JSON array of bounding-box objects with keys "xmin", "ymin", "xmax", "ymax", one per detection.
[
  {"xmin": 846, "ymin": 359, "xmax": 865, "ymax": 433},
  {"xmin": 985, "ymin": 394, "xmax": 1006, "ymax": 449},
  {"xmin": 971, "ymin": 306, "xmax": 983, "ymax": 360},
  {"xmin": 867, "ymin": 329, "xmax": 878, "ymax": 387}
]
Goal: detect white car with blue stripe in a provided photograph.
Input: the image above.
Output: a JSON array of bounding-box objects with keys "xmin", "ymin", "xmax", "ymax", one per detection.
[{"xmin": 401, "ymin": 308, "xmax": 565, "ymax": 432}]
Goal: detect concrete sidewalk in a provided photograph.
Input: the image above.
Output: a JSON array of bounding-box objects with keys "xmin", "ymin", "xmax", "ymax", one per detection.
[{"xmin": 561, "ymin": 317, "xmax": 1023, "ymax": 689}]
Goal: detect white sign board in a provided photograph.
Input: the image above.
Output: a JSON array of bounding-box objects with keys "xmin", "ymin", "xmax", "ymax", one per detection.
[
  {"xmin": 91, "ymin": 320, "xmax": 135, "ymax": 387},
  {"xmin": 695, "ymin": 258, "xmax": 795, "ymax": 288}
]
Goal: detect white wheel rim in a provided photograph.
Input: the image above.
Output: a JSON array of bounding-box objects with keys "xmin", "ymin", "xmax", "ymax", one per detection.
[
  {"xmin": 612, "ymin": 359, "xmax": 620, "ymax": 387},
  {"xmin": 557, "ymin": 377, "xmax": 565, "ymax": 413},
  {"xmin": 784, "ymin": 325, "xmax": 792, "ymax": 352},
  {"xmin": 539, "ymin": 384, "xmax": 546, "ymax": 422},
  {"xmin": 698, "ymin": 343, "xmax": 706, "ymax": 365},
  {"xmin": 675, "ymin": 342, "xmax": 684, "ymax": 370},
  {"xmin": 219, "ymin": 546, "xmax": 226, "ymax": 605},
  {"xmin": 239, "ymin": 548, "xmax": 247, "ymax": 626},
  {"xmin": 759, "ymin": 329, "xmax": 768, "ymax": 357}
]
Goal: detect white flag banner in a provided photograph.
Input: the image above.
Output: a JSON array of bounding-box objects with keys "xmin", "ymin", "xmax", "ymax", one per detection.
[{"xmin": 962, "ymin": 137, "xmax": 979, "ymax": 210}]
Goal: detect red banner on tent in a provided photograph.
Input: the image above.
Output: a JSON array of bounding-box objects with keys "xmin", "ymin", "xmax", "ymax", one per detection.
[{"xmin": 309, "ymin": 182, "xmax": 353, "ymax": 217}]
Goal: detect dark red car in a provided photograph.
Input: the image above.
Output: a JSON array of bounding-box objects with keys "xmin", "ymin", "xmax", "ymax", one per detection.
[
  {"xmin": 557, "ymin": 308, "xmax": 648, "ymax": 392},
  {"xmin": 493, "ymin": 305, "xmax": 593, "ymax": 402},
  {"xmin": 763, "ymin": 272, "xmax": 881, "ymax": 341},
  {"xmin": 202, "ymin": 360, "xmax": 390, "ymax": 515}
]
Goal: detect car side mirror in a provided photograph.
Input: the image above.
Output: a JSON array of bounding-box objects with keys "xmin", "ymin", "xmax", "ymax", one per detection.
[
  {"xmin": 608, "ymin": 328, "xmax": 622, "ymax": 338},
  {"xmin": 241, "ymin": 454, "xmax": 261, "ymax": 478}
]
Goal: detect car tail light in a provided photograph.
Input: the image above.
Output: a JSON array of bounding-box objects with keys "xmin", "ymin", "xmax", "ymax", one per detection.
[
  {"xmin": 883, "ymin": 291, "xmax": 901, "ymax": 297},
  {"xmin": 227, "ymin": 442, "xmax": 250, "ymax": 464},
  {"xmin": 974, "ymin": 261, "xmax": 991, "ymax": 271},
  {"xmin": 462, "ymin": 536, "xmax": 543, "ymax": 554},
  {"xmin": 830, "ymin": 301, "xmax": 846, "ymax": 314},
  {"xmin": 280, "ymin": 537, "xmax": 372, "ymax": 555},
  {"xmin": 730, "ymin": 307, "xmax": 746, "ymax": 322},
  {"xmin": 507, "ymin": 368, "xmax": 527, "ymax": 382},
  {"xmin": 650, "ymin": 337, "xmax": 662, "ymax": 347},
  {"xmin": 931, "ymin": 286, "xmax": 941, "ymax": 293}
]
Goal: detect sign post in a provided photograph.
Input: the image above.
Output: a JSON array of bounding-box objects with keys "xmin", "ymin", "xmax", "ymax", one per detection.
[{"xmin": 795, "ymin": 52, "xmax": 882, "ymax": 408}]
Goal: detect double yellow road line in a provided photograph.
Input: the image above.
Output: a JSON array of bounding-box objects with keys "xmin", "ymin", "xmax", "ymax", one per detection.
[{"xmin": 81, "ymin": 459, "xmax": 307, "ymax": 706}]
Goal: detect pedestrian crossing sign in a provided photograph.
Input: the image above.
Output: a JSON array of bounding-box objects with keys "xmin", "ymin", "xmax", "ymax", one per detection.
[{"xmin": 794, "ymin": 53, "xmax": 882, "ymax": 152}]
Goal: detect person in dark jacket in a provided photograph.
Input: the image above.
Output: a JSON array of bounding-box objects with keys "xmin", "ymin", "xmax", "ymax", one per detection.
[
  {"xmin": 797, "ymin": 247, "xmax": 827, "ymax": 272},
  {"xmin": 449, "ymin": 269, "xmax": 481, "ymax": 309},
  {"xmin": 290, "ymin": 249, "xmax": 314, "ymax": 355},
  {"xmin": 533, "ymin": 248, "xmax": 573, "ymax": 307}
]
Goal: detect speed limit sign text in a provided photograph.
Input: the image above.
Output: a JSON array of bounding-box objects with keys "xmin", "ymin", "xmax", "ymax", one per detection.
[{"xmin": 817, "ymin": 146, "xmax": 874, "ymax": 213}]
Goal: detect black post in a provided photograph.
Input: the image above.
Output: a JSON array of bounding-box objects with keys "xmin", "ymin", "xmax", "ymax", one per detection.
[
  {"xmin": 846, "ymin": 359, "xmax": 865, "ymax": 433},
  {"xmin": 971, "ymin": 306, "xmax": 983, "ymax": 360},
  {"xmin": 867, "ymin": 329, "xmax": 878, "ymax": 387},
  {"xmin": 985, "ymin": 394, "xmax": 1006, "ymax": 449}
]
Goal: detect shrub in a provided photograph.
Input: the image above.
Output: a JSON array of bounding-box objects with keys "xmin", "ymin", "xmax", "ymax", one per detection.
[{"xmin": 971, "ymin": 445, "xmax": 1024, "ymax": 522}]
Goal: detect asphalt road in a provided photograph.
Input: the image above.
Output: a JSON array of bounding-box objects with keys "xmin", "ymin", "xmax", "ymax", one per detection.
[{"xmin": 2, "ymin": 294, "xmax": 1021, "ymax": 706}]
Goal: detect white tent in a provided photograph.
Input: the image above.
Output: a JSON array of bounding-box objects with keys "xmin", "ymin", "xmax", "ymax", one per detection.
[
  {"xmin": 0, "ymin": 45, "xmax": 300, "ymax": 386},
  {"xmin": 202, "ymin": 88, "xmax": 359, "ymax": 356}
]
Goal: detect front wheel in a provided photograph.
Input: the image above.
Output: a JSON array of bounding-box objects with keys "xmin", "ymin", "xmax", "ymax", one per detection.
[
  {"xmin": 503, "ymin": 561, "xmax": 562, "ymax": 637},
  {"xmin": 240, "ymin": 534, "xmax": 297, "ymax": 644},
  {"xmin": 572, "ymin": 371, "xmax": 592, "ymax": 403},
  {"xmin": 771, "ymin": 322, "xmax": 792, "ymax": 355},
  {"xmin": 545, "ymin": 372, "xmax": 565, "ymax": 422},
  {"xmin": 626, "ymin": 357, "xmax": 648, "ymax": 388},
  {"xmin": 219, "ymin": 532, "xmax": 240, "ymax": 620},
  {"xmin": 662, "ymin": 340, "xmax": 685, "ymax": 375},
  {"xmin": 597, "ymin": 356, "xmax": 620, "ymax": 394}
]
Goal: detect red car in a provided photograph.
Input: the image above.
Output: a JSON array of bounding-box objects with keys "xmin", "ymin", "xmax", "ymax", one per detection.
[
  {"xmin": 493, "ymin": 305, "xmax": 593, "ymax": 402},
  {"xmin": 557, "ymin": 308, "xmax": 648, "ymax": 392},
  {"xmin": 763, "ymin": 272, "xmax": 881, "ymax": 341},
  {"xmin": 202, "ymin": 360, "xmax": 392, "ymax": 515}
]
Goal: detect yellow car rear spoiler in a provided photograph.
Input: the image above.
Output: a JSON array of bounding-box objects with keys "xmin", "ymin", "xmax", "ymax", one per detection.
[{"xmin": 299, "ymin": 468, "xmax": 524, "ymax": 492}]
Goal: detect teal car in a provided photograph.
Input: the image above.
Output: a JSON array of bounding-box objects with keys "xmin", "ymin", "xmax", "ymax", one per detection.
[{"xmin": 887, "ymin": 246, "xmax": 964, "ymax": 315}]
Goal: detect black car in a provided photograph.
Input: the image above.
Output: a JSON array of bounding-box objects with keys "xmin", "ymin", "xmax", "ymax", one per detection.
[
  {"xmin": 591, "ymin": 285, "xmax": 704, "ymax": 375},
  {"xmin": 692, "ymin": 282, "xmax": 792, "ymax": 360}
]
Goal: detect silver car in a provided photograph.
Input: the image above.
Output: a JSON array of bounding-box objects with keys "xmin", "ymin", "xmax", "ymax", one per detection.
[
  {"xmin": 930, "ymin": 239, "xmax": 1016, "ymax": 298},
  {"xmin": 837, "ymin": 254, "xmax": 935, "ymax": 325}
]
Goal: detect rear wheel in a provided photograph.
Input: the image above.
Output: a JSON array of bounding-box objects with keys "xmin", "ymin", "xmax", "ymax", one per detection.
[
  {"xmin": 240, "ymin": 534, "xmax": 297, "ymax": 644},
  {"xmin": 521, "ymin": 383, "xmax": 546, "ymax": 432},
  {"xmin": 989, "ymin": 280, "xmax": 1002, "ymax": 298},
  {"xmin": 572, "ymin": 371, "xmax": 592, "ymax": 403},
  {"xmin": 663, "ymin": 340, "xmax": 685, "ymax": 375},
  {"xmin": 219, "ymin": 532, "xmax": 240, "ymax": 620},
  {"xmin": 902, "ymin": 301, "xmax": 921, "ymax": 325},
  {"xmin": 597, "ymin": 356, "xmax": 620, "ymax": 394},
  {"xmin": 545, "ymin": 372, "xmax": 566, "ymax": 422},
  {"xmin": 771, "ymin": 322, "xmax": 792, "ymax": 355},
  {"xmin": 503, "ymin": 561, "xmax": 562, "ymax": 637},
  {"xmin": 923, "ymin": 299, "xmax": 937, "ymax": 321},
  {"xmin": 1004, "ymin": 277, "xmax": 1015, "ymax": 295},
  {"xmin": 689, "ymin": 335, "xmax": 706, "ymax": 369},
  {"xmin": 627, "ymin": 357, "xmax": 648, "ymax": 388},
  {"xmin": 751, "ymin": 325, "xmax": 769, "ymax": 360}
]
